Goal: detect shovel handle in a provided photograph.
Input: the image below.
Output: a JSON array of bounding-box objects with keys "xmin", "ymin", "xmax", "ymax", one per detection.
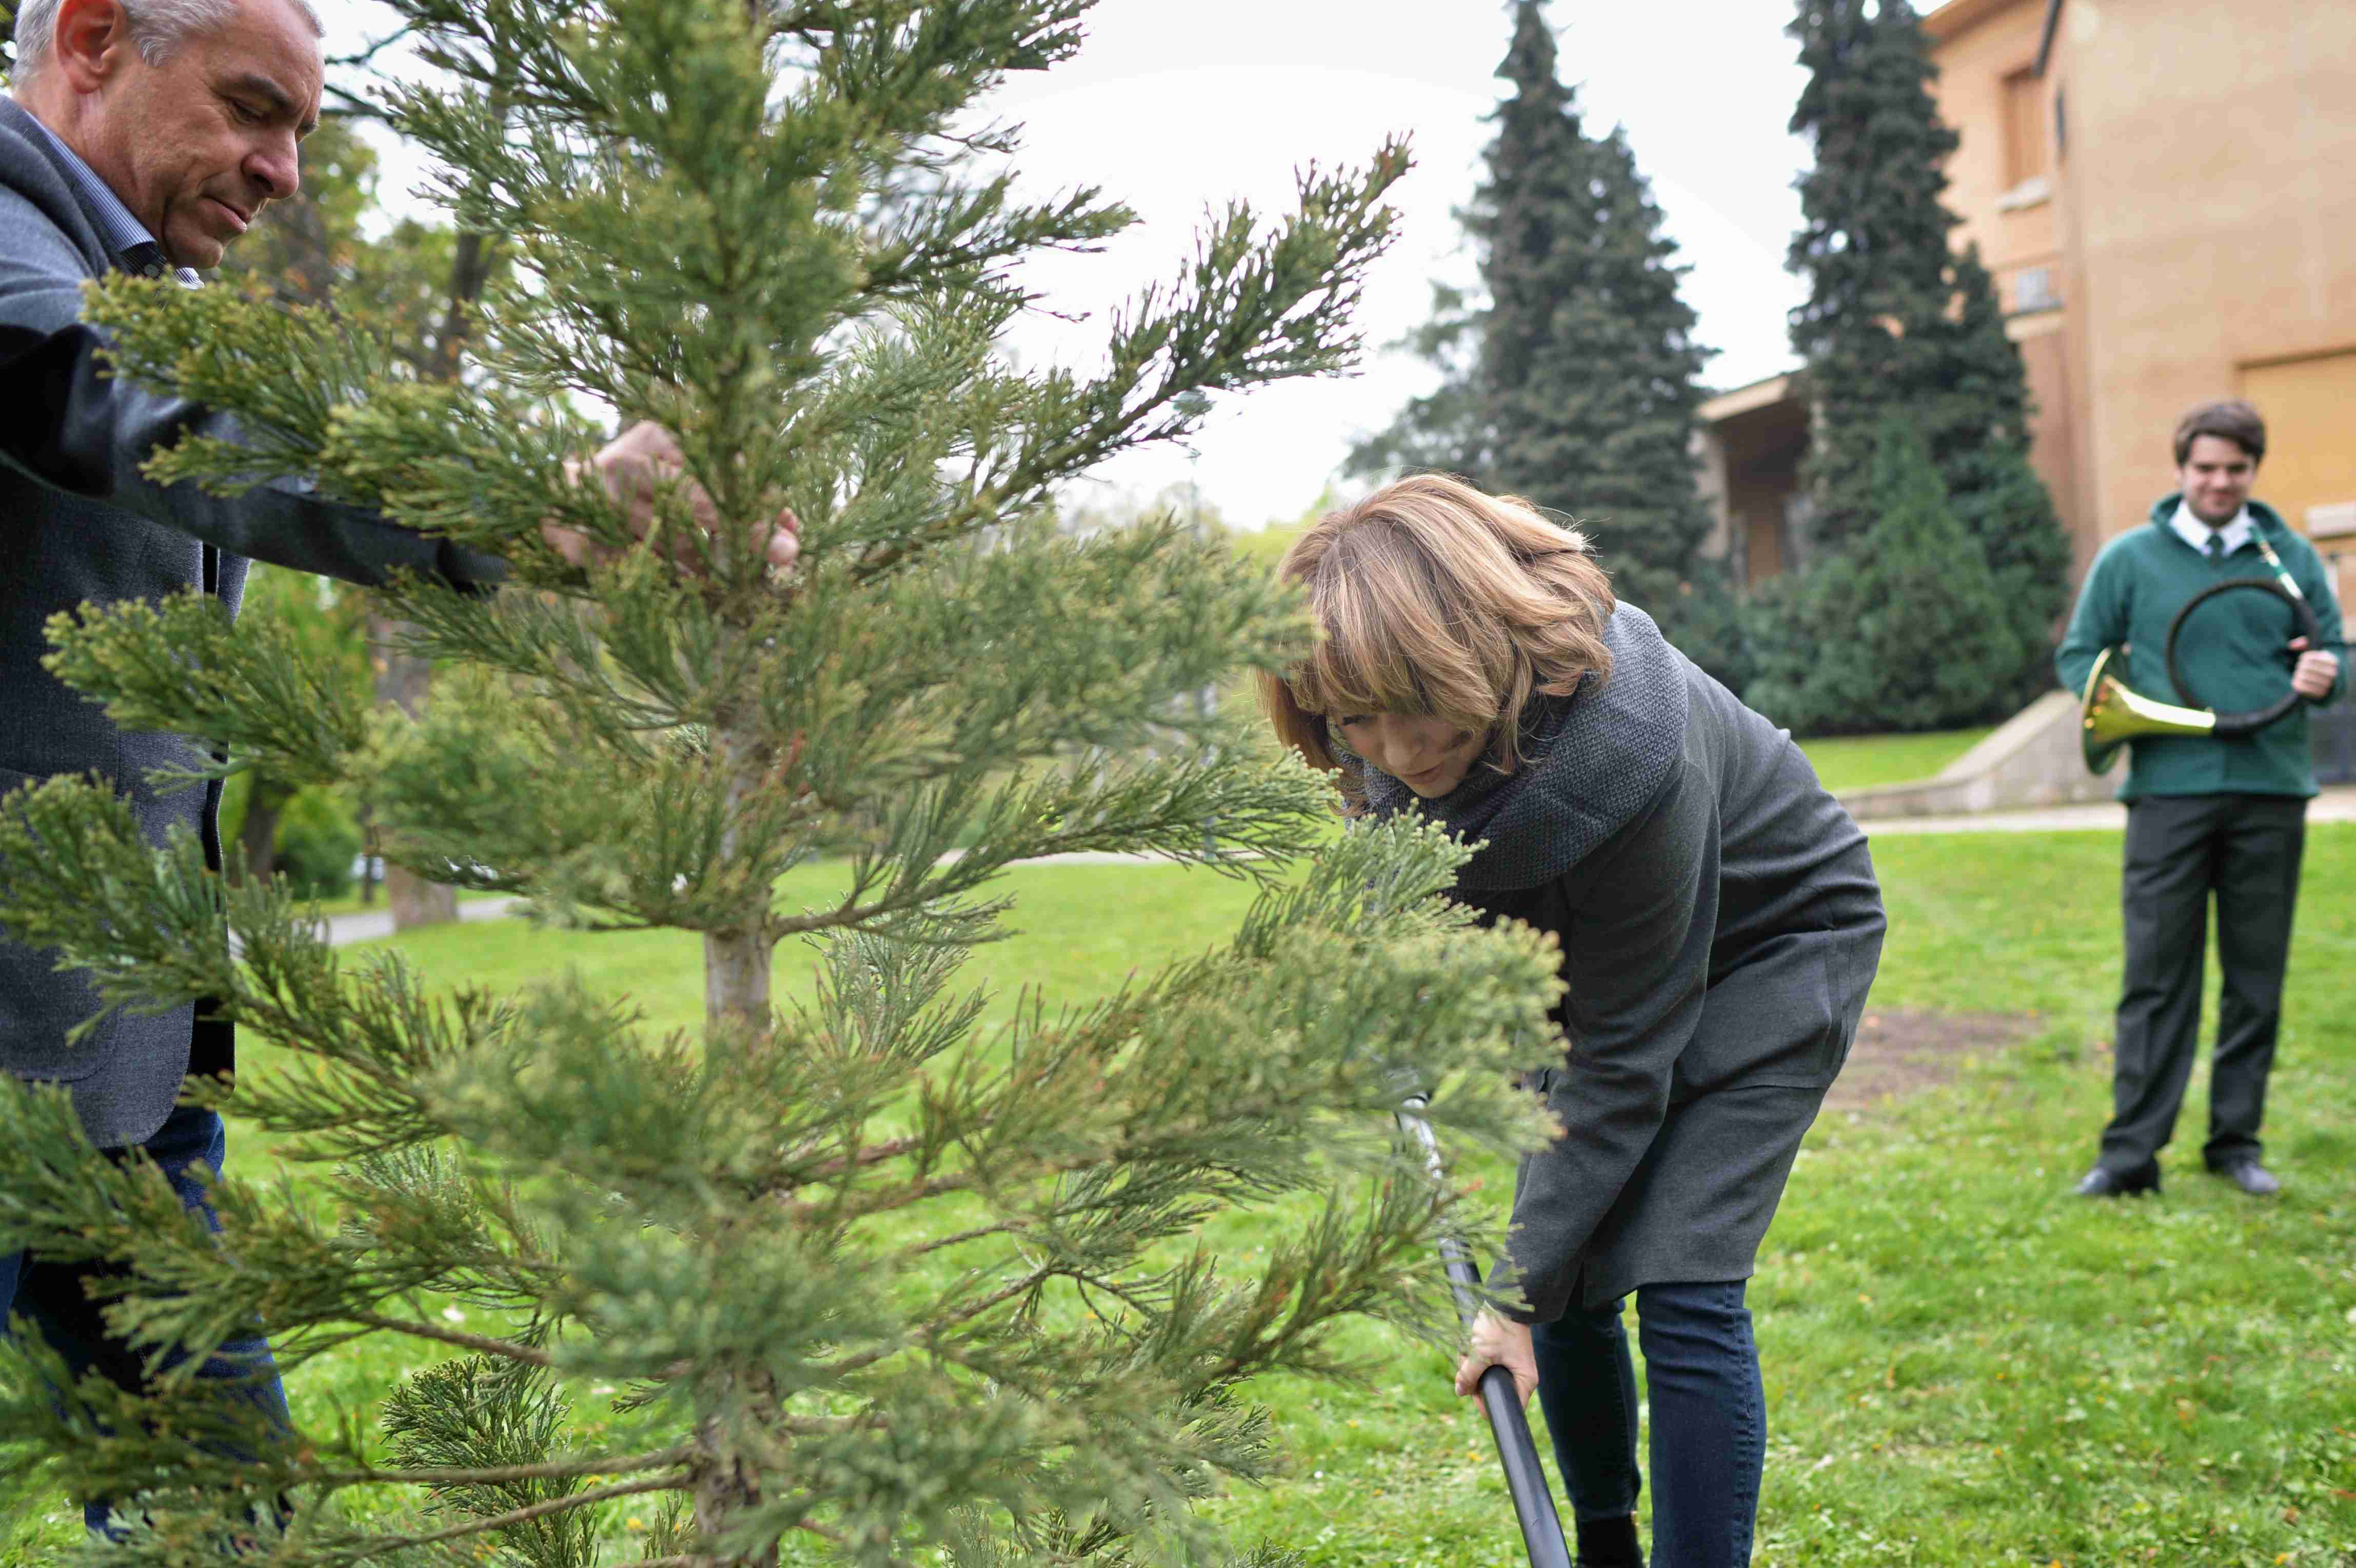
[{"xmin": 1397, "ymin": 1102, "xmax": 1574, "ymax": 1568}]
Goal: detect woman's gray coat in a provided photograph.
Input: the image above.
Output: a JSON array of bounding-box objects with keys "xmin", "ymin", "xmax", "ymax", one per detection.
[{"xmin": 1362, "ymin": 604, "xmax": 1885, "ymax": 1319}]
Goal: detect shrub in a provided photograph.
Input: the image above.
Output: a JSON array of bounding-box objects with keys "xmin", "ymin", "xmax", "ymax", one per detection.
[
  {"xmin": 272, "ymin": 786, "xmax": 362, "ymax": 900},
  {"xmin": 1747, "ymin": 417, "xmax": 2025, "ymax": 735}
]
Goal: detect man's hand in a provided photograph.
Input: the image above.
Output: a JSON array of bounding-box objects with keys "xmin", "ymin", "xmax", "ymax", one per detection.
[
  {"xmin": 1453, "ymin": 1308, "xmax": 1539, "ymax": 1405},
  {"xmin": 541, "ymin": 422, "xmax": 800, "ymax": 574},
  {"xmin": 2289, "ymin": 637, "xmax": 2340, "ymax": 700}
]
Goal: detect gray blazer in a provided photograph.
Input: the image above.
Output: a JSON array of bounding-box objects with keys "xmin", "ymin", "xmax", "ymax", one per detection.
[
  {"xmin": 1365, "ymin": 605, "xmax": 1886, "ymax": 1317},
  {"xmin": 0, "ymin": 98, "xmax": 499, "ymax": 1149}
]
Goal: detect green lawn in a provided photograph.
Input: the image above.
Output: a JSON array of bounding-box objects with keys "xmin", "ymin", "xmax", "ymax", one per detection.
[
  {"xmin": 1797, "ymin": 728, "xmax": 1996, "ymax": 795},
  {"xmin": 10, "ymin": 831, "xmax": 2355, "ymax": 1565}
]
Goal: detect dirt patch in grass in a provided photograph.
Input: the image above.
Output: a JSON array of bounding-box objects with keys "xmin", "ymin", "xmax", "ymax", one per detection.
[{"xmin": 1823, "ymin": 1009, "xmax": 2043, "ymax": 1114}]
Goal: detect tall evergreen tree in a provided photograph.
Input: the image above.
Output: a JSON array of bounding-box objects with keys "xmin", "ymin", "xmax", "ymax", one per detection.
[
  {"xmin": 0, "ymin": 4, "xmax": 1562, "ymax": 1565},
  {"xmin": 1349, "ymin": 2, "xmax": 1738, "ymax": 676},
  {"xmin": 1783, "ymin": 0, "xmax": 2070, "ymax": 710}
]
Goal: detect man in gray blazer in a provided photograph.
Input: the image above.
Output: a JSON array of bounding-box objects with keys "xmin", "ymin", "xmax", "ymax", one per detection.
[{"xmin": 1, "ymin": 0, "xmax": 794, "ymax": 1532}]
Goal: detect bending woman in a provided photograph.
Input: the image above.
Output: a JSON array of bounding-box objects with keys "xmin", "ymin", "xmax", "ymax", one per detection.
[{"xmin": 1261, "ymin": 475, "xmax": 1885, "ymax": 1568}]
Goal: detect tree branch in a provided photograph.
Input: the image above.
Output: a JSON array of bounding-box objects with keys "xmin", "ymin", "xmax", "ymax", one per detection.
[
  {"xmin": 625, "ymin": 1512, "xmax": 872, "ymax": 1568},
  {"xmin": 341, "ymin": 1473, "xmax": 687, "ymax": 1558},
  {"xmin": 825, "ymin": 1169, "xmax": 976, "ymax": 1220},
  {"xmin": 825, "ymin": 1265, "xmax": 1051, "ymax": 1377},
  {"xmin": 325, "ymin": 23, "xmax": 418, "ymax": 71},
  {"xmin": 344, "ymin": 1311, "xmax": 556, "ymax": 1366},
  {"xmin": 318, "ymin": 81, "xmax": 393, "ymax": 124},
  {"xmin": 901, "ymin": 1218, "xmax": 1024, "ymax": 1257},
  {"xmin": 311, "ymin": 1444, "xmax": 695, "ymax": 1489},
  {"xmin": 771, "ymin": 1134, "xmax": 921, "ymax": 1189}
]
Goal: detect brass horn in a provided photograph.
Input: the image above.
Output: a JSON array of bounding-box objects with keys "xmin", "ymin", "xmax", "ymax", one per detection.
[
  {"xmin": 2081, "ymin": 646, "xmax": 2217, "ymax": 774},
  {"xmin": 2081, "ymin": 546, "xmax": 2326, "ymax": 775}
]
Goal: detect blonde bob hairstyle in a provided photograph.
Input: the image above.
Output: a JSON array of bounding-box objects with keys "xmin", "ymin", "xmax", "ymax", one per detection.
[{"xmin": 1259, "ymin": 473, "xmax": 1617, "ymax": 811}]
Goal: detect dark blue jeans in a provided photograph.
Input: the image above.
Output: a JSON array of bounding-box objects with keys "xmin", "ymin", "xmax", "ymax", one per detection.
[
  {"xmin": 1530, "ymin": 1279, "xmax": 1764, "ymax": 1568},
  {"xmin": 0, "ymin": 1103, "xmax": 292, "ymax": 1537}
]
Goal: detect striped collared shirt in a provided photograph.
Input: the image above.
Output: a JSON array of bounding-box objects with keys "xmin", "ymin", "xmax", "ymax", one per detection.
[{"xmin": 19, "ymin": 111, "xmax": 202, "ymax": 287}]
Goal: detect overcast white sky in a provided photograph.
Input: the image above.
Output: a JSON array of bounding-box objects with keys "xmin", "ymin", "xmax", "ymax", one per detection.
[{"xmin": 325, "ymin": 1, "xmax": 1814, "ymax": 527}]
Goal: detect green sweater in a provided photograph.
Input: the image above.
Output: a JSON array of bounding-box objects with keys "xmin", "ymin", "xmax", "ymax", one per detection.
[{"xmin": 2056, "ymin": 495, "xmax": 2348, "ymax": 800}]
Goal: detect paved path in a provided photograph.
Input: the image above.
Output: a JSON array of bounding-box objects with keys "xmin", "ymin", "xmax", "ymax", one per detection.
[
  {"xmin": 318, "ymin": 895, "xmax": 524, "ymax": 949},
  {"xmin": 1856, "ymin": 783, "xmax": 2356, "ymax": 837},
  {"xmin": 318, "ymin": 786, "xmax": 2356, "ymax": 946}
]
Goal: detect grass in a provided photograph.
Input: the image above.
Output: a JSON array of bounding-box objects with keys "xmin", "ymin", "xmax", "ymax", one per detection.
[
  {"xmin": 1797, "ymin": 727, "xmax": 1996, "ymax": 795},
  {"xmin": 9, "ymin": 830, "xmax": 2355, "ymax": 1565},
  {"xmin": 1188, "ymin": 830, "xmax": 2356, "ymax": 1567}
]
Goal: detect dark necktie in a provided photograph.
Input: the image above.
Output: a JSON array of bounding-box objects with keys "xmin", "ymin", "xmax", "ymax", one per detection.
[
  {"xmin": 2206, "ymin": 533, "xmax": 2225, "ymax": 562},
  {"xmin": 120, "ymin": 242, "xmax": 199, "ymax": 288}
]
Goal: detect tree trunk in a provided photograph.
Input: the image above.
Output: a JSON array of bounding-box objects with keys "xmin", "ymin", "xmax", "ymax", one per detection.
[
  {"xmin": 235, "ymin": 778, "xmax": 292, "ymax": 884},
  {"xmin": 371, "ymin": 613, "xmax": 458, "ymax": 929},
  {"xmin": 385, "ymin": 862, "xmax": 457, "ymax": 928},
  {"xmin": 425, "ymin": 229, "xmax": 497, "ymax": 384},
  {"xmin": 702, "ymin": 717, "xmax": 774, "ymax": 1034},
  {"xmin": 357, "ymin": 802, "xmax": 379, "ymax": 906},
  {"xmin": 691, "ymin": 1409, "xmax": 778, "ymax": 1568},
  {"xmin": 692, "ymin": 713, "xmax": 779, "ymax": 1552}
]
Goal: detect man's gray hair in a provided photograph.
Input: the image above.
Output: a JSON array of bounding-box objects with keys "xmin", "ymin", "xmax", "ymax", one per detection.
[{"xmin": 11, "ymin": 0, "xmax": 323, "ymax": 83}]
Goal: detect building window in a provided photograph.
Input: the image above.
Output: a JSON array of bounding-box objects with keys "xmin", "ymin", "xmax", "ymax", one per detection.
[
  {"xmin": 2004, "ymin": 68, "xmax": 2049, "ymax": 188},
  {"xmin": 2013, "ymin": 266, "xmax": 2061, "ymax": 313}
]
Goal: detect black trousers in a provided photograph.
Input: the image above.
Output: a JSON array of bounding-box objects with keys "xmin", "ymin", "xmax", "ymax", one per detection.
[{"xmin": 2100, "ymin": 792, "xmax": 2307, "ymax": 1174}]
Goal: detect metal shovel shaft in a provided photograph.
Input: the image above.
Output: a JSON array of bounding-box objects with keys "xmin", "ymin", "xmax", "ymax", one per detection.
[{"xmin": 1397, "ymin": 1102, "xmax": 1573, "ymax": 1568}]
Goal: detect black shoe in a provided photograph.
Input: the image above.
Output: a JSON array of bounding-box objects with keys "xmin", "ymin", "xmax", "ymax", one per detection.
[
  {"xmin": 1573, "ymin": 1515, "xmax": 1642, "ymax": 1568},
  {"xmin": 2075, "ymin": 1162, "xmax": 2160, "ymax": 1198},
  {"xmin": 2210, "ymin": 1160, "xmax": 2280, "ymax": 1197}
]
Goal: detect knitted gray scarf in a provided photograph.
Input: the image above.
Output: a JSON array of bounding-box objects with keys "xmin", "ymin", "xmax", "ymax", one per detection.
[{"xmin": 1361, "ymin": 602, "xmax": 1690, "ymax": 895}]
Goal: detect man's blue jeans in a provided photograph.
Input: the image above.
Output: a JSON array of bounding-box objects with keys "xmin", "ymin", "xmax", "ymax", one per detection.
[
  {"xmin": 0, "ymin": 1102, "xmax": 292, "ymax": 1537},
  {"xmin": 1529, "ymin": 1279, "xmax": 1765, "ymax": 1568}
]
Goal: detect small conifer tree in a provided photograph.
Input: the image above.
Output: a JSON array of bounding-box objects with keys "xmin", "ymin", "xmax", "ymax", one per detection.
[
  {"xmin": 0, "ymin": 4, "xmax": 1562, "ymax": 1564},
  {"xmin": 1748, "ymin": 416, "xmax": 2024, "ymax": 733}
]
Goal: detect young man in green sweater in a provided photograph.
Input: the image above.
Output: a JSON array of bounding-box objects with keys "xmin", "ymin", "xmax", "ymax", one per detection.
[{"xmin": 2056, "ymin": 400, "xmax": 2346, "ymax": 1199}]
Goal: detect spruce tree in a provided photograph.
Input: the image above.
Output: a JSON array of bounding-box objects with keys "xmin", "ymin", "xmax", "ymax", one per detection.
[
  {"xmin": 0, "ymin": 4, "xmax": 1564, "ymax": 1565},
  {"xmin": 1348, "ymin": 2, "xmax": 1738, "ymax": 678},
  {"xmin": 1783, "ymin": 0, "xmax": 2069, "ymax": 710},
  {"xmin": 1748, "ymin": 417, "xmax": 2024, "ymax": 733}
]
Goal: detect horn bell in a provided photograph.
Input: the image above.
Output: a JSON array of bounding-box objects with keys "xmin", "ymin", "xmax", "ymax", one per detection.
[{"xmin": 2081, "ymin": 646, "xmax": 2218, "ymax": 775}]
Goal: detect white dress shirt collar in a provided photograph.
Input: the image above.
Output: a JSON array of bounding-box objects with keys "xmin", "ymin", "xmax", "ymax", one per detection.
[{"xmin": 2170, "ymin": 499, "xmax": 2254, "ymax": 559}]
